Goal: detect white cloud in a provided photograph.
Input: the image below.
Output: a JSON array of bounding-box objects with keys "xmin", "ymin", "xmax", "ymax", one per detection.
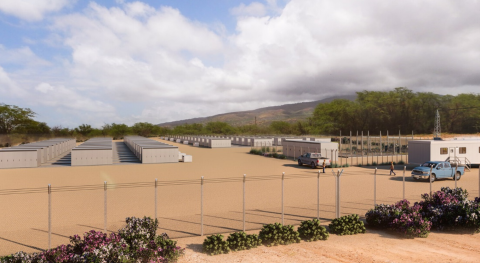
[
  {"xmin": 230, "ymin": 2, "xmax": 267, "ymax": 17},
  {"xmin": 0, "ymin": 45, "xmax": 51, "ymax": 67},
  {"xmin": 0, "ymin": 0, "xmax": 70, "ymax": 21},
  {"xmin": 2, "ymin": 0, "xmax": 480, "ymax": 126},
  {"xmin": 32, "ymin": 82, "xmax": 115, "ymax": 113}
]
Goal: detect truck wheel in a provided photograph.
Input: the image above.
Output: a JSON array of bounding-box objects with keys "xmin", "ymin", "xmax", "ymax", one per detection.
[
  {"xmin": 311, "ymin": 162, "xmax": 316, "ymax": 169},
  {"xmin": 430, "ymin": 174, "xmax": 436, "ymax": 183},
  {"xmin": 454, "ymin": 172, "xmax": 461, "ymax": 181},
  {"xmin": 298, "ymin": 160, "xmax": 302, "ymax": 166}
]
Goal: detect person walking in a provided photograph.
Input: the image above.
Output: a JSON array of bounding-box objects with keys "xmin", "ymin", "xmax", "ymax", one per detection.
[
  {"xmin": 390, "ymin": 161, "xmax": 396, "ymax": 176},
  {"xmin": 322, "ymin": 160, "xmax": 326, "ymax": 173}
]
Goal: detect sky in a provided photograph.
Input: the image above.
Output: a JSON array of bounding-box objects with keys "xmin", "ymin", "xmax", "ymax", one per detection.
[{"xmin": 1, "ymin": 0, "xmax": 480, "ymax": 128}]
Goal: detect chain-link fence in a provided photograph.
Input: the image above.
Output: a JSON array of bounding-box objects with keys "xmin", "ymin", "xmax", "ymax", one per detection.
[{"xmin": 1, "ymin": 168, "xmax": 479, "ymax": 256}]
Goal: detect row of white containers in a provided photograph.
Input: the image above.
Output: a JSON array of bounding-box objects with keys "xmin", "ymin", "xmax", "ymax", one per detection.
[
  {"xmin": 124, "ymin": 136, "xmax": 179, "ymax": 163},
  {"xmin": 71, "ymin": 138, "xmax": 113, "ymax": 166},
  {"xmin": 0, "ymin": 138, "xmax": 76, "ymax": 169},
  {"xmin": 164, "ymin": 135, "xmax": 324, "ymax": 147},
  {"xmin": 166, "ymin": 136, "xmax": 231, "ymax": 148}
]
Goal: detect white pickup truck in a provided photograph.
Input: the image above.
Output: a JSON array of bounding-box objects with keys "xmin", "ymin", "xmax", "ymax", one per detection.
[{"xmin": 297, "ymin": 153, "xmax": 331, "ymax": 169}]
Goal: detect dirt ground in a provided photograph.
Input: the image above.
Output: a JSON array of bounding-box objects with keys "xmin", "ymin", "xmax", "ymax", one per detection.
[{"xmin": 1, "ymin": 138, "xmax": 479, "ymax": 261}]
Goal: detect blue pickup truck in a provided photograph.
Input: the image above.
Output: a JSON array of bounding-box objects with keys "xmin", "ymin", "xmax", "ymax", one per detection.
[{"xmin": 411, "ymin": 161, "xmax": 465, "ymax": 182}]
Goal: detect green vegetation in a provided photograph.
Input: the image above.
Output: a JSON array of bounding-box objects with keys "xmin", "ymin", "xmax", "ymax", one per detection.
[
  {"xmin": 328, "ymin": 214, "xmax": 367, "ymax": 236},
  {"xmin": 310, "ymin": 87, "xmax": 480, "ymax": 134},
  {"xmin": 258, "ymin": 223, "xmax": 301, "ymax": 247},
  {"xmin": 298, "ymin": 219, "xmax": 330, "ymax": 242},
  {"xmin": 226, "ymin": 232, "xmax": 262, "ymax": 251},
  {"xmin": 3, "ymin": 88, "xmax": 480, "ymax": 144},
  {"xmin": 202, "ymin": 234, "xmax": 230, "ymax": 255}
]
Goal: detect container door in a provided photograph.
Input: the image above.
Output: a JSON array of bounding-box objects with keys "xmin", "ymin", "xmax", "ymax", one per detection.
[{"xmin": 449, "ymin": 147, "xmax": 457, "ymax": 162}]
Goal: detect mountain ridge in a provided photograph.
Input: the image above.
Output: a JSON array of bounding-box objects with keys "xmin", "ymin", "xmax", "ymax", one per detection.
[{"xmin": 158, "ymin": 95, "xmax": 356, "ymax": 127}]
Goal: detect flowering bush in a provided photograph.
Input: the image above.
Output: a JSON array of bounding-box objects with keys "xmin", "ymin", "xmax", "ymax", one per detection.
[
  {"xmin": 419, "ymin": 187, "xmax": 480, "ymax": 231},
  {"xmin": 390, "ymin": 204, "xmax": 431, "ymax": 238},
  {"xmin": 365, "ymin": 204, "xmax": 403, "ymax": 228},
  {"xmin": 118, "ymin": 216, "xmax": 158, "ymax": 252},
  {"xmin": 365, "ymin": 187, "xmax": 480, "ymax": 237},
  {"xmin": 0, "ymin": 217, "xmax": 184, "ymax": 263}
]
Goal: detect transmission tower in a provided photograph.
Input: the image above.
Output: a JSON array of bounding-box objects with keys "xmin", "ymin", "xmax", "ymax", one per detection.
[{"xmin": 434, "ymin": 109, "xmax": 441, "ymax": 138}]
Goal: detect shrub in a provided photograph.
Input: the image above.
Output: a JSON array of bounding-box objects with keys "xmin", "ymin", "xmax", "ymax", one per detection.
[
  {"xmin": 259, "ymin": 223, "xmax": 301, "ymax": 247},
  {"xmin": 398, "ymin": 160, "xmax": 405, "ymax": 165},
  {"xmin": 390, "ymin": 204, "xmax": 431, "ymax": 238},
  {"xmin": 343, "ymin": 163, "xmax": 350, "ymax": 167},
  {"xmin": 226, "ymin": 232, "xmax": 262, "ymax": 251},
  {"xmin": 372, "ymin": 162, "xmax": 377, "ymax": 166},
  {"xmin": 0, "ymin": 217, "xmax": 184, "ymax": 263},
  {"xmin": 276, "ymin": 154, "xmax": 286, "ymax": 159},
  {"xmin": 69, "ymin": 230, "xmax": 130, "ymax": 262},
  {"xmin": 365, "ymin": 188, "xmax": 480, "ymax": 237},
  {"xmin": 202, "ymin": 234, "xmax": 230, "ymax": 255},
  {"xmin": 328, "ymin": 214, "xmax": 366, "ymax": 235},
  {"xmin": 272, "ymin": 152, "xmax": 278, "ymax": 158},
  {"xmin": 419, "ymin": 187, "xmax": 479, "ymax": 231},
  {"xmin": 136, "ymin": 235, "xmax": 185, "ymax": 262},
  {"xmin": 298, "ymin": 219, "xmax": 329, "ymax": 242},
  {"xmin": 118, "ymin": 216, "xmax": 158, "ymax": 252},
  {"xmin": 152, "ymin": 236, "xmax": 185, "ymax": 262}
]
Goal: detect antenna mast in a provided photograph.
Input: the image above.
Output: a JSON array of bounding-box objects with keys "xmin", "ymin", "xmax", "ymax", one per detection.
[{"xmin": 434, "ymin": 109, "xmax": 441, "ymax": 139}]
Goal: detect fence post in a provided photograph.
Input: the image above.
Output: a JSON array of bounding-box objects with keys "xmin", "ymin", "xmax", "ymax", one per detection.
[
  {"xmin": 337, "ymin": 170, "xmax": 344, "ymax": 218},
  {"xmin": 282, "ymin": 172, "xmax": 285, "ymax": 225},
  {"xmin": 361, "ymin": 131, "xmax": 364, "ymax": 165},
  {"xmin": 201, "ymin": 176, "xmax": 204, "ymax": 236},
  {"xmin": 374, "ymin": 168, "xmax": 377, "ymax": 207},
  {"xmin": 317, "ymin": 170, "xmax": 320, "ymax": 220},
  {"xmin": 155, "ymin": 178, "xmax": 158, "ymax": 222},
  {"xmin": 243, "ymin": 174, "xmax": 246, "ymax": 232},
  {"xmin": 48, "ymin": 184, "xmax": 51, "ymax": 249},
  {"xmin": 356, "ymin": 131, "xmax": 359, "ymax": 166},
  {"xmin": 403, "ymin": 166, "xmax": 406, "ymax": 200},
  {"xmin": 454, "ymin": 163, "xmax": 458, "ymax": 189},
  {"xmin": 331, "ymin": 170, "xmax": 336, "ymax": 217},
  {"xmin": 104, "ymin": 181, "xmax": 107, "ymax": 233},
  {"xmin": 332, "ymin": 169, "xmax": 343, "ymax": 218}
]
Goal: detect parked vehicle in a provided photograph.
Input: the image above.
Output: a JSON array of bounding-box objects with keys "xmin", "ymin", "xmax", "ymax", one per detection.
[
  {"xmin": 297, "ymin": 153, "xmax": 330, "ymax": 169},
  {"xmin": 411, "ymin": 161, "xmax": 465, "ymax": 182}
]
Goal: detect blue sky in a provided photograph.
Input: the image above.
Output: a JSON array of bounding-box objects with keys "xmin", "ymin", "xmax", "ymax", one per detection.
[{"xmin": 1, "ymin": 0, "xmax": 479, "ymax": 128}]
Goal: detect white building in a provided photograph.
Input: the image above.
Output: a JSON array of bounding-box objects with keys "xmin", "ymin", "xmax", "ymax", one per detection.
[
  {"xmin": 282, "ymin": 139, "xmax": 338, "ymax": 161},
  {"xmin": 408, "ymin": 139, "xmax": 480, "ymax": 168}
]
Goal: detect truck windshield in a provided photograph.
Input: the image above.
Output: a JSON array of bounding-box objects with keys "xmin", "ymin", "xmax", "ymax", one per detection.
[{"xmin": 421, "ymin": 162, "xmax": 435, "ymax": 167}]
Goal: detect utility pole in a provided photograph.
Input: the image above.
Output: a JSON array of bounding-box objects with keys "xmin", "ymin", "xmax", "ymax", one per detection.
[{"xmin": 434, "ymin": 109, "xmax": 441, "ymax": 139}]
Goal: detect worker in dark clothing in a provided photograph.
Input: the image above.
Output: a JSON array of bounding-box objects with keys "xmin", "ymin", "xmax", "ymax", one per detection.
[{"xmin": 390, "ymin": 161, "xmax": 396, "ymax": 176}]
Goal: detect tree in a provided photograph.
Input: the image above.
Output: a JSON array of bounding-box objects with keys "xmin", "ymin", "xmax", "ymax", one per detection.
[
  {"xmin": 131, "ymin": 122, "xmax": 158, "ymax": 137},
  {"xmin": 204, "ymin": 121, "xmax": 237, "ymax": 135},
  {"xmin": 269, "ymin": 121, "xmax": 292, "ymax": 134},
  {"xmin": 75, "ymin": 124, "xmax": 93, "ymax": 136},
  {"xmin": 110, "ymin": 123, "xmax": 130, "ymax": 138},
  {"xmin": 0, "ymin": 103, "xmax": 36, "ymax": 134}
]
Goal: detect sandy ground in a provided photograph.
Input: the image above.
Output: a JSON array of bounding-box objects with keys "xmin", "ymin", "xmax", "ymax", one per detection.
[{"xmin": 1, "ymin": 138, "xmax": 479, "ymax": 261}]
